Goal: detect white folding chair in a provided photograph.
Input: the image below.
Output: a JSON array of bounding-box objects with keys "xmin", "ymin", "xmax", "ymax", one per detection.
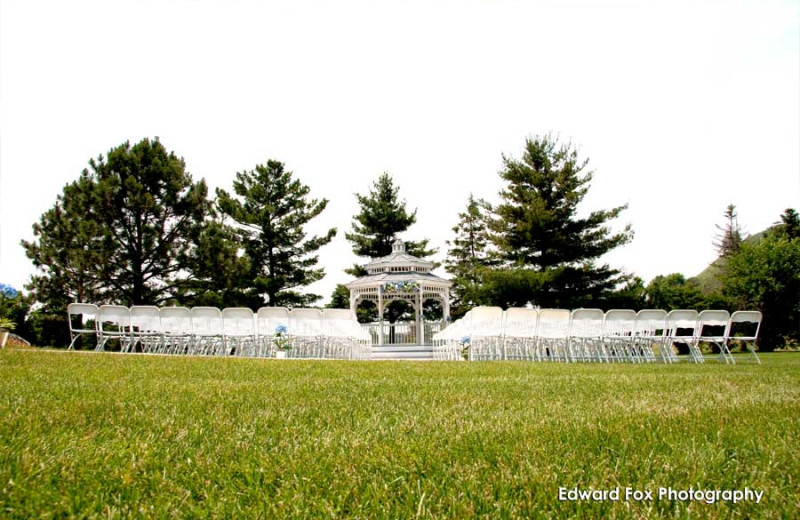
[
  {"xmin": 160, "ymin": 307, "xmax": 194, "ymax": 355},
  {"xmin": 433, "ymin": 309, "xmax": 474, "ymax": 360},
  {"xmin": 96, "ymin": 305, "xmax": 132, "ymax": 352},
  {"xmin": 191, "ymin": 307, "xmax": 225, "ymax": 355},
  {"xmin": 222, "ymin": 307, "xmax": 257, "ymax": 357},
  {"xmin": 535, "ymin": 309, "xmax": 571, "ymax": 362},
  {"xmin": 728, "ymin": 311, "xmax": 763, "ymax": 364},
  {"xmin": 130, "ymin": 305, "xmax": 162, "ymax": 353},
  {"xmin": 697, "ymin": 310, "xmax": 734, "ymax": 364},
  {"xmin": 569, "ymin": 309, "xmax": 605, "ymax": 362},
  {"xmin": 257, "ymin": 307, "xmax": 290, "ymax": 358},
  {"xmin": 665, "ymin": 310, "xmax": 702, "ymax": 363},
  {"xmin": 503, "ymin": 308, "xmax": 538, "ymax": 360},
  {"xmin": 289, "ymin": 308, "xmax": 323, "ymax": 358},
  {"xmin": 469, "ymin": 306, "xmax": 504, "ymax": 360},
  {"xmin": 66, "ymin": 303, "xmax": 99, "ymax": 350},
  {"xmin": 635, "ymin": 310, "xmax": 672, "ymax": 363},
  {"xmin": 322, "ymin": 308, "xmax": 361, "ymax": 359},
  {"xmin": 603, "ymin": 310, "xmax": 640, "ymax": 363}
]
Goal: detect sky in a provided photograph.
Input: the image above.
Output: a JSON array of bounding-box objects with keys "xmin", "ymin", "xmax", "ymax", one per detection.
[{"xmin": 1, "ymin": 0, "xmax": 799, "ymax": 305}]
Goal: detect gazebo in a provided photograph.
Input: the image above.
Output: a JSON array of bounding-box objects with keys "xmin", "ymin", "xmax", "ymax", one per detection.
[{"xmin": 345, "ymin": 238, "xmax": 452, "ymax": 346}]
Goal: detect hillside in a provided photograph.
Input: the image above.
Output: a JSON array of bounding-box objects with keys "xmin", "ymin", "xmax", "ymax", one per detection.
[{"xmin": 692, "ymin": 226, "xmax": 774, "ymax": 293}]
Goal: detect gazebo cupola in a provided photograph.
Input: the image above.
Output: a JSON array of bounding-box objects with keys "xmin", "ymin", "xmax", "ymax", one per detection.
[{"xmin": 345, "ymin": 238, "xmax": 451, "ymax": 346}]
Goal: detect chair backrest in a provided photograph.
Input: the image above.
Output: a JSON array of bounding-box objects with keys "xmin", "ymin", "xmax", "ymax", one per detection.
[
  {"xmin": 569, "ymin": 308, "xmax": 605, "ymax": 338},
  {"xmin": 322, "ymin": 308, "xmax": 360, "ymax": 338},
  {"xmin": 537, "ymin": 309, "xmax": 571, "ymax": 338},
  {"xmin": 191, "ymin": 307, "xmax": 223, "ymax": 336},
  {"xmin": 289, "ymin": 308, "xmax": 323, "ymax": 337},
  {"xmin": 98, "ymin": 305, "xmax": 131, "ymax": 328},
  {"xmin": 503, "ymin": 308, "xmax": 538, "ymax": 338},
  {"xmin": 603, "ymin": 309, "xmax": 637, "ymax": 336},
  {"xmin": 697, "ymin": 310, "xmax": 731, "ymax": 339},
  {"xmin": 635, "ymin": 309, "xmax": 667, "ymax": 336},
  {"xmin": 160, "ymin": 307, "xmax": 193, "ymax": 335},
  {"xmin": 729, "ymin": 310, "xmax": 763, "ymax": 340},
  {"xmin": 130, "ymin": 305, "xmax": 161, "ymax": 333},
  {"xmin": 222, "ymin": 307, "xmax": 255, "ymax": 337},
  {"xmin": 470, "ymin": 306, "xmax": 504, "ymax": 337},
  {"xmin": 666, "ymin": 310, "xmax": 699, "ymax": 336},
  {"xmin": 67, "ymin": 303, "xmax": 99, "ymax": 331},
  {"xmin": 257, "ymin": 307, "xmax": 290, "ymax": 337}
]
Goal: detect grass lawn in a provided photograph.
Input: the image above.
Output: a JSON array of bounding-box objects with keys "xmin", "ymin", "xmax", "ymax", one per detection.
[{"xmin": 0, "ymin": 349, "xmax": 798, "ymax": 519}]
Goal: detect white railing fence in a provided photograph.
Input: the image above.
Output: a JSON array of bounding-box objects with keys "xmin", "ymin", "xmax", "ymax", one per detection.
[{"xmin": 361, "ymin": 321, "xmax": 444, "ymax": 346}]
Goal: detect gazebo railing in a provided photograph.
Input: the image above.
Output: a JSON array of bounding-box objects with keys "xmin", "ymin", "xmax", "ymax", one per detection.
[{"xmin": 361, "ymin": 321, "xmax": 444, "ymax": 346}]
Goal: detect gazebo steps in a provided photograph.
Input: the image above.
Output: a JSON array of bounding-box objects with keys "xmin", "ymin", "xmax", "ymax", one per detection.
[{"xmin": 371, "ymin": 345, "xmax": 434, "ymax": 360}]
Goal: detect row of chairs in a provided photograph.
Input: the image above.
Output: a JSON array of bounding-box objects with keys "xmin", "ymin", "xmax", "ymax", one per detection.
[
  {"xmin": 433, "ymin": 307, "xmax": 762, "ymax": 364},
  {"xmin": 67, "ymin": 303, "xmax": 371, "ymax": 359}
]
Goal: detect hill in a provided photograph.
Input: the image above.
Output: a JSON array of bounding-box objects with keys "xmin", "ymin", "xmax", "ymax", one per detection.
[{"xmin": 691, "ymin": 226, "xmax": 774, "ymax": 294}]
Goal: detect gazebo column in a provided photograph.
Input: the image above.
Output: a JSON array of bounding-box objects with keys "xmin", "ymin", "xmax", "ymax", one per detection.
[
  {"xmin": 416, "ymin": 290, "xmax": 423, "ymax": 346},
  {"xmin": 378, "ymin": 289, "xmax": 384, "ymax": 346}
]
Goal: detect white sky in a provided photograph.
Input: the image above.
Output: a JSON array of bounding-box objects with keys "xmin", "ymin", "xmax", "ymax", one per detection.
[{"xmin": 1, "ymin": 0, "xmax": 799, "ymax": 305}]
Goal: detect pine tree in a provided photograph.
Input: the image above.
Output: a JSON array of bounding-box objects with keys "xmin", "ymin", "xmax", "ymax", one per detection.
[
  {"xmin": 713, "ymin": 204, "xmax": 744, "ymax": 258},
  {"xmin": 444, "ymin": 195, "xmax": 495, "ymax": 317},
  {"xmin": 181, "ymin": 219, "xmax": 252, "ymax": 308},
  {"xmin": 23, "ymin": 138, "xmax": 210, "ymax": 306},
  {"xmin": 216, "ymin": 160, "xmax": 336, "ymax": 307},
  {"xmin": 344, "ymin": 172, "xmax": 435, "ymax": 276},
  {"xmin": 22, "ymin": 171, "xmax": 107, "ymax": 309},
  {"xmin": 91, "ymin": 138, "xmax": 210, "ymax": 304},
  {"xmin": 490, "ymin": 134, "xmax": 632, "ymax": 308},
  {"xmin": 778, "ymin": 208, "xmax": 800, "ymax": 240}
]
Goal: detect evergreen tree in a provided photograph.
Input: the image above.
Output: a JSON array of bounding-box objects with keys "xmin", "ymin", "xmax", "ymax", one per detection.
[
  {"xmin": 91, "ymin": 138, "xmax": 210, "ymax": 304},
  {"xmin": 216, "ymin": 160, "xmax": 336, "ymax": 307},
  {"xmin": 778, "ymin": 208, "xmax": 800, "ymax": 240},
  {"xmin": 444, "ymin": 195, "xmax": 495, "ymax": 318},
  {"xmin": 344, "ymin": 172, "xmax": 435, "ymax": 276},
  {"xmin": 23, "ymin": 138, "xmax": 209, "ymax": 306},
  {"xmin": 181, "ymin": 219, "xmax": 251, "ymax": 308},
  {"xmin": 22, "ymin": 171, "xmax": 107, "ymax": 309},
  {"xmin": 489, "ymin": 135, "xmax": 633, "ymax": 308},
  {"xmin": 327, "ymin": 284, "xmax": 351, "ymax": 309},
  {"xmin": 713, "ymin": 204, "xmax": 744, "ymax": 258}
]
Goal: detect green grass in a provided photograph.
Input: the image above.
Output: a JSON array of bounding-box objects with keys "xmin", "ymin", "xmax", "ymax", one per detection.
[{"xmin": 0, "ymin": 350, "xmax": 798, "ymax": 519}]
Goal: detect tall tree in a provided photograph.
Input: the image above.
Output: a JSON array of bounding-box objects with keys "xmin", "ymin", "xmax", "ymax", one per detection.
[
  {"xmin": 344, "ymin": 172, "xmax": 435, "ymax": 276},
  {"xmin": 216, "ymin": 160, "xmax": 336, "ymax": 307},
  {"xmin": 181, "ymin": 219, "xmax": 252, "ymax": 308},
  {"xmin": 489, "ymin": 134, "xmax": 633, "ymax": 308},
  {"xmin": 444, "ymin": 195, "xmax": 495, "ymax": 318},
  {"xmin": 713, "ymin": 204, "xmax": 744, "ymax": 258},
  {"xmin": 90, "ymin": 138, "xmax": 210, "ymax": 304},
  {"xmin": 22, "ymin": 171, "xmax": 107, "ymax": 309},
  {"xmin": 778, "ymin": 208, "xmax": 800, "ymax": 240}
]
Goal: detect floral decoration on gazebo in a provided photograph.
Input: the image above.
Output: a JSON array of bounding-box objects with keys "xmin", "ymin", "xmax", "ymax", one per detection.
[{"xmin": 381, "ymin": 281, "xmax": 419, "ymax": 293}]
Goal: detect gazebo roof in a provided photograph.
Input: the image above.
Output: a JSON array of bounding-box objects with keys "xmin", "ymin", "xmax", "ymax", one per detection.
[
  {"xmin": 346, "ymin": 271, "xmax": 451, "ymax": 289},
  {"xmin": 345, "ymin": 238, "xmax": 451, "ymax": 290},
  {"xmin": 361, "ymin": 238, "xmax": 434, "ymax": 274}
]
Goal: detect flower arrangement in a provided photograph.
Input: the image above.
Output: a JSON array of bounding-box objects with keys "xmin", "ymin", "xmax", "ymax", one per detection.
[
  {"xmin": 381, "ymin": 281, "xmax": 419, "ymax": 293},
  {"xmin": 460, "ymin": 335, "xmax": 470, "ymax": 361},
  {"xmin": 273, "ymin": 324, "xmax": 291, "ymax": 351}
]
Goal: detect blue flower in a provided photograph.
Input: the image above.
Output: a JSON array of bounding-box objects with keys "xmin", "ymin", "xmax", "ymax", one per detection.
[
  {"xmin": 0, "ymin": 284, "xmax": 18, "ymax": 298},
  {"xmin": 275, "ymin": 324, "xmax": 288, "ymax": 335},
  {"xmin": 460, "ymin": 335, "xmax": 471, "ymax": 344}
]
